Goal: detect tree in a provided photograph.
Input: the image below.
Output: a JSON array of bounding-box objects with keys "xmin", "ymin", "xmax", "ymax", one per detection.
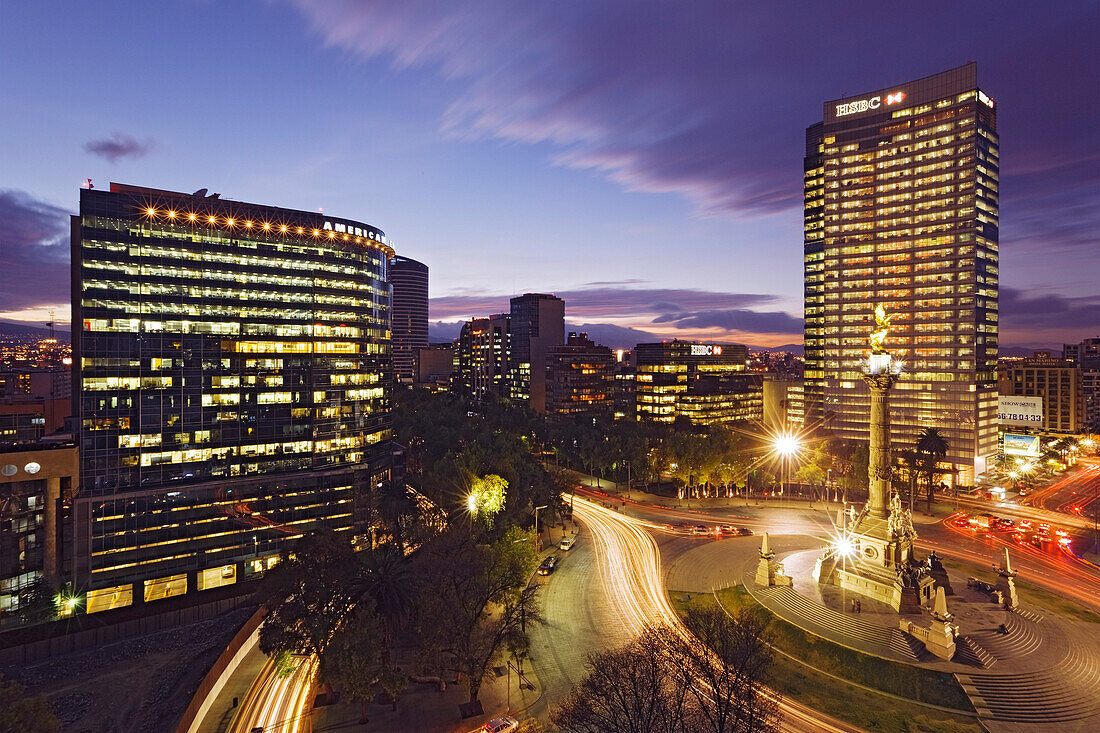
[
  {"xmin": 256, "ymin": 530, "xmax": 361, "ymax": 660},
  {"xmin": 414, "ymin": 525, "xmax": 539, "ymax": 704},
  {"xmin": 916, "ymin": 428, "xmax": 950, "ymax": 511},
  {"xmin": 318, "ymin": 605, "xmax": 384, "ymax": 724},
  {"xmin": 468, "ymin": 474, "xmax": 508, "ymax": 527},
  {"xmin": 673, "ymin": 607, "xmax": 781, "ymax": 733},
  {"xmin": 552, "ymin": 627, "xmax": 689, "ymax": 733},
  {"xmin": 0, "ymin": 674, "xmax": 59, "ymax": 733},
  {"xmin": 17, "ymin": 578, "xmax": 56, "ymax": 625}
]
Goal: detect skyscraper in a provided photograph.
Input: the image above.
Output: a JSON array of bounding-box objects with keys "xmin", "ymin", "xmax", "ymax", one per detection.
[
  {"xmin": 508, "ymin": 293, "xmax": 564, "ymax": 414},
  {"xmin": 804, "ymin": 63, "xmax": 999, "ymax": 483},
  {"xmin": 71, "ymin": 183, "xmax": 396, "ymax": 611},
  {"xmin": 389, "ymin": 256, "xmax": 429, "ymax": 383},
  {"xmin": 455, "ymin": 314, "xmax": 511, "ymax": 400}
]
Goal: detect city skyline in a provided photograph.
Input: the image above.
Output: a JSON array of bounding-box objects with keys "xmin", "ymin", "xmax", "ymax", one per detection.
[{"xmin": 2, "ymin": 2, "xmax": 1098, "ymax": 350}]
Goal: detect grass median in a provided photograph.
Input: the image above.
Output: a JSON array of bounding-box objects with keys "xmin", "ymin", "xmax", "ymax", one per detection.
[{"xmin": 670, "ymin": 588, "xmax": 982, "ymax": 733}]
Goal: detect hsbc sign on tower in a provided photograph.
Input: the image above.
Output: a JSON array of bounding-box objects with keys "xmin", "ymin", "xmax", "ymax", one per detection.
[{"xmin": 834, "ymin": 90, "xmax": 906, "ymax": 117}]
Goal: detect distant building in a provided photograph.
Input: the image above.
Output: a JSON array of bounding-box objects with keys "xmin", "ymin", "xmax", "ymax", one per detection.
[
  {"xmin": 613, "ymin": 349, "xmax": 636, "ymax": 421},
  {"xmin": 389, "ymin": 256, "xmax": 429, "ymax": 383},
  {"xmin": 1064, "ymin": 337, "xmax": 1100, "ymax": 431},
  {"xmin": 999, "ymin": 351, "xmax": 1085, "ymax": 434},
  {"xmin": 803, "ymin": 63, "xmax": 999, "ymax": 484},
  {"xmin": 0, "ymin": 442, "xmax": 77, "ymax": 615},
  {"xmin": 634, "ymin": 341, "xmax": 754, "ymax": 425},
  {"xmin": 508, "ymin": 294, "xmax": 564, "ymax": 414},
  {"xmin": 0, "ymin": 368, "xmax": 71, "ymax": 443},
  {"xmin": 416, "ymin": 343, "xmax": 455, "ymax": 388},
  {"xmin": 763, "ymin": 377, "xmax": 805, "ymax": 432},
  {"xmin": 71, "ymin": 183, "xmax": 397, "ymax": 611},
  {"xmin": 545, "ymin": 333, "xmax": 615, "ymax": 418},
  {"xmin": 456, "ymin": 315, "xmax": 511, "ymax": 401}
]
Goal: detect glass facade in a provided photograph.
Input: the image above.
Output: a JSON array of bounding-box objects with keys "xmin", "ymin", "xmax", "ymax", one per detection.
[
  {"xmin": 72, "ymin": 184, "xmax": 395, "ymax": 600},
  {"xmin": 634, "ymin": 341, "xmax": 753, "ymax": 425},
  {"xmin": 389, "ymin": 256, "xmax": 429, "ymax": 383},
  {"xmin": 804, "ymin": 64, "xmax": 999, "ymax": 483}
]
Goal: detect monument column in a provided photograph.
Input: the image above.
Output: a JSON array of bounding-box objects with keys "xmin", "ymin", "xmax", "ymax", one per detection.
[{"xmin": 864, "ymin": 371, "xmax": 898, "ymax": 519}]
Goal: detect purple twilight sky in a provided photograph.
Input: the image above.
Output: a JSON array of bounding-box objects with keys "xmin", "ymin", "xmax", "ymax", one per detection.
[{"xmin": 1, "ymin": 1, "xmax": 1097, "ymax": 349}]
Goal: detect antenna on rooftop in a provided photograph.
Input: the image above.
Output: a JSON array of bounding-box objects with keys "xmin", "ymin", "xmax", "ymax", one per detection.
[{"xmin": 47, "ymin": 310, "xmax": 55, "ymax": 340}]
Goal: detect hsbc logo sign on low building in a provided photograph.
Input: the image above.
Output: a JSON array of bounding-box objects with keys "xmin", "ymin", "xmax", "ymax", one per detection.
[{"xmin": 834, "ymin": 90, "xmax": 906, "ymax": 117}]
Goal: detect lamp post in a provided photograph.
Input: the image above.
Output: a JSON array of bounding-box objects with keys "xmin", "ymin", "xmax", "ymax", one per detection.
[
  {"xmin": 534, "ymin": 505, "xmax": 548, "ymax": 552},
  {"xmin": 774, "ymin": 432, "xmax": 799, "ymax": 507}
]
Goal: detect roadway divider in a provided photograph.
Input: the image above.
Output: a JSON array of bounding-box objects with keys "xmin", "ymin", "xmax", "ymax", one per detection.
[{"xmin": 175, "ymin": 606, "xmax": 266, "ymax": 733}]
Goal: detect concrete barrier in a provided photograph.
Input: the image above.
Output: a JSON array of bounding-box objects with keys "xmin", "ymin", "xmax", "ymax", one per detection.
[{"xmin": 175, "ymin": 607, "xmax": 266, "ymax": 733}]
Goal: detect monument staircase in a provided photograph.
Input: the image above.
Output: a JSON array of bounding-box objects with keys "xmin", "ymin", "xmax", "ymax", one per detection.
[
  {"xmin": 961, "ymin": 610, "xmax": 1043, "ymax": 661},
  {"xmin": 748, "ymin": 584, "xmax": 922, "ymax": 662},
  {"xmin": 951, "ymin": 636, "xmax": 996, "ymax": 669},
  {"xmin": 956, "ymin": 638, "xmax": 1100, "ymax": 723}
]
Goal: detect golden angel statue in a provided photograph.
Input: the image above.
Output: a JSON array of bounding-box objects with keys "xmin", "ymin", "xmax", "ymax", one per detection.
[{"xmin": 869, "ymin": 304, "xmax": 891, "ymax": 355}]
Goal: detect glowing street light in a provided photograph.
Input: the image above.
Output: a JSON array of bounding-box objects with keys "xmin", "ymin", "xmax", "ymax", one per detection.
[{"xmin": 467, "ymin": 494, "xmax": 478, "ymax": 513}]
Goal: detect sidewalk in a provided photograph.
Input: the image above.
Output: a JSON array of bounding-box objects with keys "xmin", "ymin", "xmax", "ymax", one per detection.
[{"xmin": 312, "ymin": 656, "xmax": 543, "ymax": 732}]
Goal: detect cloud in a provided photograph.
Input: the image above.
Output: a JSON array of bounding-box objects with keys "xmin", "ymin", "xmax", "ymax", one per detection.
[
  {"xmin": 1000, "ymin": 288, "xmax": 1100, "ymax": 331},
  {"xmin": 430, "ymin": 285, "xmax": 780, "ymax": 323},
  {"xmin": 567, "ymin": 322, "xmax": 660, "ymax": 350},
  {"xmin": 652, "ymin": 308, "xmax": 803, "ymax": 335},
  {"xmin": 288, "ymin": 0, "xmax": 1100, "ymax": 244},
  {"xmin": 83, "ymin": 132, "xmax": 155, "ymax": 162},
  {"xmin": 428, "ymin": 320, "xmax": 465, "ymax": 342},
  {"xmin": 0, "ymin": 190, "xmax": 71, "ymax": 313}
]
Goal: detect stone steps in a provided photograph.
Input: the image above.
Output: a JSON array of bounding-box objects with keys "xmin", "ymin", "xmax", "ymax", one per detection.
[
  {"xmin": 957, "ymin": 641, "xmax": 1100, "ymax": 722},
  {"xmin": 964, "ymin": 610, "xmax": 1043, "ymax": 660},
  {"xmin": 752, "ymin": 585, "xmax": 919, "ymax": 662},
  {"xmin": 953, "ymin": 636, "xmax": 996, "ymax": 669}
]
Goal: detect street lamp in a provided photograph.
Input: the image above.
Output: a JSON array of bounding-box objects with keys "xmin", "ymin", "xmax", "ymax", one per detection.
[{"xmin": 773, "ymin": 431, "xmax": 800, "ymax": 506}]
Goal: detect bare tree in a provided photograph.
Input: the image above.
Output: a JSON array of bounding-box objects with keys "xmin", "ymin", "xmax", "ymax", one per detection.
[
  {"xmin": 553, "ymin": 615, "xmax": 780, "ymax": 733},
  {"xmin": 552, "ymin": 627, "xmax": 689, "ymax": 733},
  {"xmin": 671, "ymin": 607, "xmax": 781, "ymax": 733}
]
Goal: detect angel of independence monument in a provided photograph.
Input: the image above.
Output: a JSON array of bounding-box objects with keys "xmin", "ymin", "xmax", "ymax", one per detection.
[{"xmin": 813, "ymin": 306, "xmax": 936, "ymax": 613}]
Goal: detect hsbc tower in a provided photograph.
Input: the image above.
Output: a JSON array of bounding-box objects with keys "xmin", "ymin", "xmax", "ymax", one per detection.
[{"xmin": 802, "ymin": 63, "xmax": 1000, "ymax": 484}]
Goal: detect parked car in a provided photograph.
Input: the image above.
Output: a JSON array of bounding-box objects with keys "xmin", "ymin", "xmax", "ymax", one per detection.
[
  {"xmin": 537, "ymin": 556, "xmax": 558, "ymax": 575},
  {"xmin": 559, "ymin": 536, "xmax": 576, "ymax": 551},
  {"xmin": 480, "ymin": 717, "xmax": 519, "ymax": 733}
]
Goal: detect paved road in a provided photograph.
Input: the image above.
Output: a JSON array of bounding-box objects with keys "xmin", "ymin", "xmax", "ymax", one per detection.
[
  {"xmin": 525, "ymin": 522, "xmax": 634, "ymax": 722},
  {"xmin": 568, "ymin": 495, "xmax": 861, "ymax": 733},
  {"xmin": 227, "ymin": 654, "xmax": 317, "ymax": 733},
  {"xmin": 576, "ymin": 486, "xmax": 1100, "ymax": 613}
]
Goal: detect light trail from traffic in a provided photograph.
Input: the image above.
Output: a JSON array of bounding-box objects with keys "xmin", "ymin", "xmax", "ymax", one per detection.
[
  {"xmin": 571, "ymin": 495, "xmax": 860, "ymax": 733},
  {"xmin": 228, "ymin": 653, "xmax": 317, "ymax": 733}
]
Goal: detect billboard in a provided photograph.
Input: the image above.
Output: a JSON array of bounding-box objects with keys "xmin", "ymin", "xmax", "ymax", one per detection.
[
  {"xmin": 999, "ymin": 396, "xmax": 1043, "ymax": 427},
  {"xmin": 1003, "ymin": 433, "xmax": 1041, "ymax": 457}
]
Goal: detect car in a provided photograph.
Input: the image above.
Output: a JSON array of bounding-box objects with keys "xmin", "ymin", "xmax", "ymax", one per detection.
[
  {"xmin": 480, "ymin": 717, "xmax": 519, "ymax": 733},
  {"xmin": 559, "ymin": 536, "xmax": 576, "ymax": 551},
  {"xmin": 537, "ymin": 556, "xmax": 558, "ymax": 575}
]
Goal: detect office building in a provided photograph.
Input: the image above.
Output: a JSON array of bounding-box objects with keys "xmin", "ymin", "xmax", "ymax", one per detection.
[
  {"xmin": 72, "ymin": 183, "xmax": 396, "ymax": 610},
  {"xmin": 763, "ymin": 377, "xmax": 805, "ymax": 432},
  {"xmin": 509, "ymin": 294, "xmax": 564, "ymax": 413},
  {"xmin": 803, "ymin": 63, "xmax": 999, "ymax": 483},
  {"xmin": 0, "ymin": 442, "xmax": 77, "ymax": 616},
  {"xmin": 389, "ymin": 256, "xmax": 429, "ymax": 383},
  {"xmin": 416, "ymin": 343, "xmax": 455, "ymax": 388},
  {"xmin": 999, "ymin": 352, "xmax": 1085, "ymax": 435},
  {"xmin": 1064, "ymin": 338, "xmax": 1100, "ymax": 431},
  {"xmin": 545, "ymin": 333, "xmax": 615, "ymax": 418},
  {"xmin": 612, "ymin": 349, "xmax": 636, "ymax": 421},
  {"xmin": 634, "ymin": 341, "xmax": 754, "ymax": 425},
  {"xmin": 455, "ymin": 314, "xmax": 511, "ymax": 401}
]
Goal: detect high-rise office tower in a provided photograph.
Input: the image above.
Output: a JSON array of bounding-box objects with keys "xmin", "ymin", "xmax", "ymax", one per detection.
[
  {"xmin": 71, "ymin": 183, "xmax": 395, "ymax": 611},
  {"xmin": 508, "ymin": 294, "xmax": 564, "ymax": 414},
  {"xmin": 455, "ymin": 314, "xmax": 511, "ymax": 400},
  {"xmin": 389, "ymin": 256, "xmax": 429, "ymax": 383},
  {"xmin": 804, "ymin": 63, "xmax": 999, "ymax": 483}
]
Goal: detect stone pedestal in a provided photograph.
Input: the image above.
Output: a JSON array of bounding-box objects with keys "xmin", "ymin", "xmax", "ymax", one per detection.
[
  {"xmin": 900, "ymin": 586, "xmax": 957, "ymax": 660},
  {"xmin": 995, "ymin": 547, "xmax": 1019, "ymax": 610},
  {"xmin": 755, "ymin": 533, "xmax": 793, "ymax": 587}
]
